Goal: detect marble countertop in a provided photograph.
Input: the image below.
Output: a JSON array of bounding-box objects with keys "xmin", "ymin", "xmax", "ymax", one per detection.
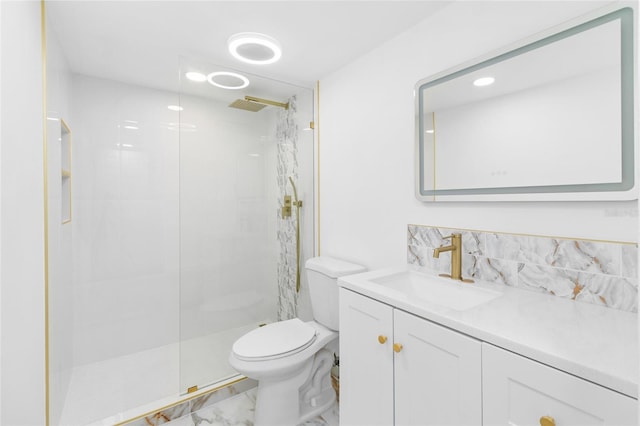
[{"xmin": 338, "ymin": 265, "xmax": 638, "ymax": 399}]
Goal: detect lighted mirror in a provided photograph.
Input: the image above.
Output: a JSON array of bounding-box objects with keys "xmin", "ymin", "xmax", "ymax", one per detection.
[{"xmin": 415, "ymin": 7, "xmax": 635, "ymax": 201}]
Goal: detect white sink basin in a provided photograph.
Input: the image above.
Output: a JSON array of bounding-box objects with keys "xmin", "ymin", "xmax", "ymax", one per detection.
[{"xmin": 370, "ymin": 270, "xmax": 501, "ymax": 311}]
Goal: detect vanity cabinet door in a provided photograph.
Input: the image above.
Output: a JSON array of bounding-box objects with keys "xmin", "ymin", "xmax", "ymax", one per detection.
[
  {"xmin": 394, "ymin": 310, "xmax": 482, "ymax": 426},
  {"xmin": 339, "ymin": 288, "xmax": 394, "ymax": 426},
  {"xmin": 482, "ymin": 343, "xmax": 637, "ymax": 426}
]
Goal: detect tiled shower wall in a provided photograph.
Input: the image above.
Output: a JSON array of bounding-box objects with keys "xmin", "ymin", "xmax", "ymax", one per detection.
[
  {"xmin": 408, "ymin": 225, "xmax": 638, "ymax": 313},
  {"xmin": 277, "ymin": 96, "xmax": 299, "ymax": 321}
]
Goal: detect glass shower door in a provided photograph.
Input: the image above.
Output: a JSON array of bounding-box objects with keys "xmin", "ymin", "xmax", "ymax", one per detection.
[{"xmin": 178, "ymin": 57, "xmax": 315, "ymax": 392}]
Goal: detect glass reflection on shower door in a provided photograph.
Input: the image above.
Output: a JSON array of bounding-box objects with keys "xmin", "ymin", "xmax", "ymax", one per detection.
[{"xmin": 178, "ymin": 57, "xmax": 315, "ymax": 392}]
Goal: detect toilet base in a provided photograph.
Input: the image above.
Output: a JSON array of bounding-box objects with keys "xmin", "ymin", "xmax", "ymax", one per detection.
[
  {"xmin": 253, "ymin": 348, "xmax": 336, "ymax": 426},
  {"xmin": 299, "ymin": 348, "xmax": 336, "ymax": 423},
  {"xmin": 299, "ymin": 380, "xmax": 336, "ymax": 424},
  {"xmin": 253, "ymin": 366, "xmax": 311, "ymax": 426}
]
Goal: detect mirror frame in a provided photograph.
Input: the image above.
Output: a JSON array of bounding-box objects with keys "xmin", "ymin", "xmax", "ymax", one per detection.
[{"xmin": 415, "ymin": 6, "xmax": 636, "ymax": 202}]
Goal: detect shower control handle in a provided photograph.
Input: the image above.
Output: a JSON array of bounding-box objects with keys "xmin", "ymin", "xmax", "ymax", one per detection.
[{"xmin": 281, "ymin": 196, "xmax": 292, "ymax": 218}]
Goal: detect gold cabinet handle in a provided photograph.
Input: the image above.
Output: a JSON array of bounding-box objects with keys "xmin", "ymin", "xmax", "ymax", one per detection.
[
  {"xmin": 540, "ymin": 416, "xmax": 556, "ymax": 426},
  {"xmin": 393, "ymin": 343, "xmax": 403, "ymax": 353},
  {"xmin": 378, "ymin": 335, "xmax": 388, "ymax": 344}
]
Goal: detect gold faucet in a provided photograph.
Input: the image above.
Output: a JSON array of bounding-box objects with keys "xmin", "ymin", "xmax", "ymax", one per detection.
[{"xmin": 433, "ymin": 233, "xmax": 473, "ymax": 283}]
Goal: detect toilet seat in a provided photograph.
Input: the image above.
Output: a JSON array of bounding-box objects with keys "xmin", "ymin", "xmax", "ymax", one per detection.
[{"xmin": 232, "ymin": 318, "xmax": 317, "ymax": 361}]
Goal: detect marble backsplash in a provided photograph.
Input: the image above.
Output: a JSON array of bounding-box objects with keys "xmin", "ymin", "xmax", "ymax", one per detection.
[{"xmin": 408, "ymin": 225, "xmax": 638, "ymax": 313}]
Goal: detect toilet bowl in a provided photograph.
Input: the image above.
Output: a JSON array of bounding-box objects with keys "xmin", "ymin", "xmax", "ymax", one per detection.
[{"xmin": 228, "ymin": 256, "xmax": 366, "ymax": 426}]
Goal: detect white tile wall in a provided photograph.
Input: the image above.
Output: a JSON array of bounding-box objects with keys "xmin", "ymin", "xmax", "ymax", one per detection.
[
  {"xmin": 178, "ymin": 93, "xmax": 279, "ymax": 348},
  {"xmin": 71, "ymin": 74, "xmax": 181, "ymax": 366},
  {"xmin": 1, "ymin": 2, "xmax": 47, "ymax": 424},
  {"xmin": 46, "ymin": 20, "xmax": 74, "ymax": 426}
]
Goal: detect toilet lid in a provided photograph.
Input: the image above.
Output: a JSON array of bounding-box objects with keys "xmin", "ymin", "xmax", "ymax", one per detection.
[{"xmin": 233, "ymin": 318, "xmax": 317, "ymax": 361}]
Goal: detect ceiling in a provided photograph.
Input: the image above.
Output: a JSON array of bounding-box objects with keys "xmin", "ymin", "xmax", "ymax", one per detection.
[{"xmin": 45, "ymin": 1, "xmax": 450, "ymax": 98}]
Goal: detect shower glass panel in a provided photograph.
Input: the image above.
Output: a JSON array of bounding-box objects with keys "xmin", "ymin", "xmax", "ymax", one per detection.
[
  {"xmin": 178, "ymin": 58, "xmax": 315, "ymax": 392},
  {"xmin": 49, "ymin": 74, "xmax": 181, "ymax": 426}
]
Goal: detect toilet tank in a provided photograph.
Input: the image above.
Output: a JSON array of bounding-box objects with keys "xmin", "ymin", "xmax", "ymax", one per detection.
[{"xmin": 305, "ymin": 257, "xmax": 366, "ymax": 331}]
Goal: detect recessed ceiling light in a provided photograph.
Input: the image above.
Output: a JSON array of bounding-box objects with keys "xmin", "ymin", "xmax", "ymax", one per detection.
[
  {"xmin": 207, "ymin": 71, "xmax": 250, "ymax": 90},
  {"xmin": 425, "ymin": 129, "xmax": 434, "ymax": 134},
  {"xmin": 228, "ymin": 32, "xmax": 282, "ymax": 65},
  {"xmin": 168, "ymin": 105, "xmax": 184, "ymax": 111},
  {"xmin": 185, "ymin": 72, "xmax": 207, "ymax": 82},
  {"xmin": 473, "ymin": 77, "xmax": 495, "ymax": 87}
]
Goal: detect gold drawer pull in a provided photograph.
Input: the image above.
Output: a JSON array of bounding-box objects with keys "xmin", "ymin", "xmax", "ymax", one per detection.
[
  {"xmin": 393, "ymin": 343, "xmax": 403, "ymax": 353},
  {"xmin": 378, "ymin": 335, "xmax": 388, "ymax": 344},
  {"xmin": 540, "ymin": 416, "xmax": 556, "ymax": 426}
]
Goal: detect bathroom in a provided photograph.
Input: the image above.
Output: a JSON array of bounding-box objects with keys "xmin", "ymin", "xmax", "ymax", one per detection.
[{"xmin": 0, "ymin": 0, "xmax": 637, "ymax": 425}]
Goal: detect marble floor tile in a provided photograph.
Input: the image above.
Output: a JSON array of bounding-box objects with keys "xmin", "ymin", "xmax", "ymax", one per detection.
[{"xmin": 167, "ymin": 388, "xmax": 339, "ymax": 426}]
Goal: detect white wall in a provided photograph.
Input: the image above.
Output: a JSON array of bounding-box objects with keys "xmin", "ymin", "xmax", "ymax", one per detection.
[
  {"xmin": 0, "ymin": 0, "xmax": 3, "ymax": 422},
  {"xmin": 45, "ymin": 19, "xmax": 73, "ymax": 426},
  {"xmin": 0, "ymin": 2, "xmax": 4, "ymax": 420},
  {"xmin": 319, "ymin": 1, "xmax": 638, "ymax": 270},
  {"xmin": 0, "ymin": 1, "xmax": 46, "ymax": 424},
  {"xmin": 71, "ymin": 74, "xmax": 180, "ymax": 366}
]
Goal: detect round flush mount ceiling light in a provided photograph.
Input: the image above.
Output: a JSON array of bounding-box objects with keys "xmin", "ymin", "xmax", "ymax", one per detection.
[
  {"xmin": 473, "ymin": 77, "xmax": 495, "ymax": 87},
  {"xmin": 207, "ymin": 71, "xmax": 250, "ymax": 90},
  {"xmin": 228, "ymin": 32, "xmax": 282, "ymax": 65},
  {"xmin": 185, "ymin": 71, "xmax": 207, "ymax": 82}
]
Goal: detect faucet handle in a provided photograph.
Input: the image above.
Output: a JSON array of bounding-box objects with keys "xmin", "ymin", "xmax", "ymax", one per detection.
[{"xmin": 442, "ymin": 233, "xmax": 460, "ymax": 240}]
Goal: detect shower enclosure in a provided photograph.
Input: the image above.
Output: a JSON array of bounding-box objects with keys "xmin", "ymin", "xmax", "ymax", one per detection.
[
  {"xmin": 177, "ymin": 57, "xmax": 316, "ymax": 393},
  {"xmin": 45, "ymin": 27, "xmax": 315, "ymax": 424}
]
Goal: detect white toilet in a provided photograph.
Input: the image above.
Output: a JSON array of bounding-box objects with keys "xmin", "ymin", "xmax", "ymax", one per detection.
[{"xmin": 229, "ymin": 256, "xmax": 366, "ymax": 426}]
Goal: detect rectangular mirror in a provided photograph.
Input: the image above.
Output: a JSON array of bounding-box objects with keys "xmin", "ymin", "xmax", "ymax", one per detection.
[{"xmin": 415, "ymin": 7, "xmax": 636, "ymax": 201}]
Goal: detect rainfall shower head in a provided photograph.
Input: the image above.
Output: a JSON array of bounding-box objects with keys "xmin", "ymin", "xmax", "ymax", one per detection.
[
  {"xmin": 228, "ymin": 95, "xmax": 289, "ymax": 112},
  {"xmin": 228, "ymin": 99, "xmax": 267, "ymax": 112}
]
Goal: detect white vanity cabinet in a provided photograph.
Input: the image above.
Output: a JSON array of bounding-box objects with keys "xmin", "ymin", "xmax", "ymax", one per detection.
[
  {"xmin": 482, "ymin": 343, "xmax": 637, "ymax": 426},
  {"xmin": 339, "ymin": 288, "xmax": 394, "ymax": 425},
  {"xmin": 339, "ymin": 288, "xmax": 482, "ymax": 426},
  {"xmin": 339, "ymin": 287, "xmax": 638, "ymax": 426},
  {"xmin": 339, "ymin": 267, "xmax": 638, "ymax": 426}
]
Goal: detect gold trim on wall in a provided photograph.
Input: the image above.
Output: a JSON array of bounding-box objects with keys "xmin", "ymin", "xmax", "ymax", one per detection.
[
  {"xmin": 41, "ymin": 1, "xmax": 50, "ymax": 425},
  {"xmin": 408, "ymin": 223, "xmax": 638, "ymax": 245},
  {"xmin": 316, "ymin": 80, "xmax": 321, "ymax": 256}
]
